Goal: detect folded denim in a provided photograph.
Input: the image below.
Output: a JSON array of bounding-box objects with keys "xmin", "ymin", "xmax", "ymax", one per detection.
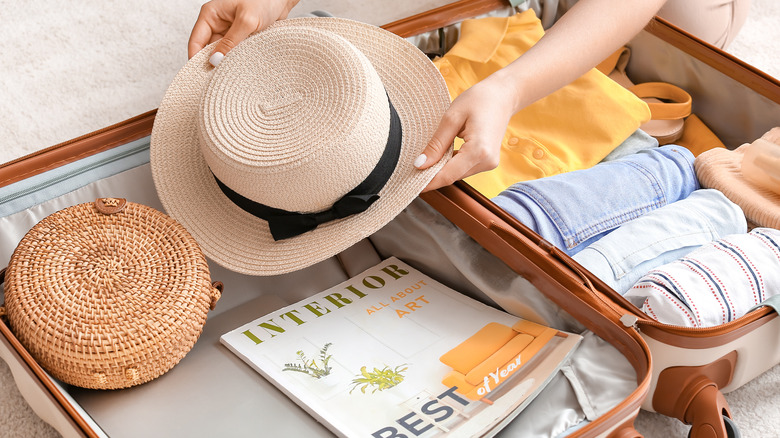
[
  {"xmin": 573, "ymin": 189, "xmax": 746, "ymax": 295},
  {"xmin": 600, "ymin": 128, "xmax": 658, "ymax": 163},
  {"xmin": 624, "ymin": 228, "xmax": 780, "ymax": 327},
  {"xmin": 492, "ymin": 145, "xmax": 699, "ymax": 256}
]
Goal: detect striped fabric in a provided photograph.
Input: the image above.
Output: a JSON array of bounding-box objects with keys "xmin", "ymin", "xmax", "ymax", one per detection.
[{"xmin": 624, "ymin": 228, "xmax": 780, "ymax": 327}]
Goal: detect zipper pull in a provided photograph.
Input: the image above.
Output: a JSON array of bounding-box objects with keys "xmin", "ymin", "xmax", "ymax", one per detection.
[{"xmin": 620, "ymin": 314, "xmax": 639, "ymax": 329}]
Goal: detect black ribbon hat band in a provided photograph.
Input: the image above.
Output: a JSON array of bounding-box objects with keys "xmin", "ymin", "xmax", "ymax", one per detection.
[{"xmin": 214, "ymin": 95, "xmax": 403, "ymax": 241}]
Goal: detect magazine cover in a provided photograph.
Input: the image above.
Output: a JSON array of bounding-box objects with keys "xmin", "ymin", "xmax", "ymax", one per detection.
[{"xmin": 220, "ymin": 257, "xmax": 582, "ymax": 437}]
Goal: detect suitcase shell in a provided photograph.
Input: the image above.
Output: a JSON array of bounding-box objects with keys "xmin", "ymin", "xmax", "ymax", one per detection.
[
  {"xmin": 0, "ymin": 6, "xmax": 651, "ymax": 438},
  {"xmin": 408, "ymin": 1, "xmax": 780, "ymax": 437},
  {"xmin": 0, "ymin": 1, "xmax": 777, "ymax": 437},
  {"xmin": 592, "ymin": 16, "xmax": 780, "ymax": 436},
  {"xmin": 0, "ymin": 128, "xmax": 651, "ymax": 435}
]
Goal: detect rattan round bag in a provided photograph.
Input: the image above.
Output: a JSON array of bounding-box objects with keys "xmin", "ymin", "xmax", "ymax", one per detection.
[{"xmin": 0, "ymin": 198, "xmax": 222, "ymax": 389}]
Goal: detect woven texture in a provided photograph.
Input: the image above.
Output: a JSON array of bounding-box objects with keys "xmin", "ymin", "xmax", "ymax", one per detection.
[
  {"xmin": 2, "ymin": 198, "xmax": 219, "ymax": 390},
  {"xmin": 695, "ymin": 145, "xmax": 780, "ymax": 230},
  {"xmin": 150, "ymin": 17, "xmax": 451, "ymax": 276},
  {"xmin": 199, "ymin": 26, "xmax": 390, "ymax": 212}
]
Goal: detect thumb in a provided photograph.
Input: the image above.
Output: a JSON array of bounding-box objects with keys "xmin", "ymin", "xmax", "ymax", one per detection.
[
  {"xmin": 414, "ymin": 110, "xmax": 463, "ymax": 170},
  {"xmin": 209, "ymin": 13, "xmax": 260, "ymax": 66}
]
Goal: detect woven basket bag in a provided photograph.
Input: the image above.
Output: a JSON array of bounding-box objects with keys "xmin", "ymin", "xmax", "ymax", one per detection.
[{"xmin": 0, "ymin": 198, "xmax": 222, "ymax": 390}]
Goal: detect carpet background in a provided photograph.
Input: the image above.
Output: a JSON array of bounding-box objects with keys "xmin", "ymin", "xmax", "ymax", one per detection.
[{"xmin": 1, "ymin": 0, "xmax": 778, "ymax": 436}]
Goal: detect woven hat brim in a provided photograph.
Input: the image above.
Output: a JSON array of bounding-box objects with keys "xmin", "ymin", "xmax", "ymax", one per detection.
[{"xmin": 151, "ymin": 17, "xmax": 451, "ymax": 276}]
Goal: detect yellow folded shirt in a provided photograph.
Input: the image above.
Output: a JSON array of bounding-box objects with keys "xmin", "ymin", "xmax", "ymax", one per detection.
[{"xmin": 433, "ymin": 10, "xmax": 651, "ymax": 198}]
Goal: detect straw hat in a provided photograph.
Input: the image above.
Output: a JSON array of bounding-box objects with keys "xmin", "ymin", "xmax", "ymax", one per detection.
[{"xmin": 150, "ymin": 17, "xmax": 450, "ymax": 275}]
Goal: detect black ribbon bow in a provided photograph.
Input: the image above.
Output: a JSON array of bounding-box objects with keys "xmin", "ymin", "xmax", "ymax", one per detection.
[
  {"xmin": 265, "ymin": 194, "xmax": 379, "ymax": 240},
  {"xmin": 212, "ymin": 92, "xmax": 402, "ymax": 241}
]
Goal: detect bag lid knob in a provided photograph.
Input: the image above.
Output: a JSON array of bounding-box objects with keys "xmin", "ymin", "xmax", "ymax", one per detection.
[{"xmin": 94, "ymin": 197, "xmax": 127, "ymax": 215}]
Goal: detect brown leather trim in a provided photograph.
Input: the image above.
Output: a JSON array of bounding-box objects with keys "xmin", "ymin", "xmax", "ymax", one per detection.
[
  {"xmin": 645, "ymin": 16, "xmax": 780, "ymax": 104},
  {"xmin": 638, "ymin": 309, "xmax": 777, "ymax": 348},
  {"xmin": 420, "ymin": 186, "xmax": 652, "ymax": 378},
  {"xmin": 420, "ymin": 185, "xmax": 652, "ymax": 435},
  {"xmin": 600, "ymin": 415, "xmax": 642, "ymax": 438},
  {"xmin": 0, "ymin": 110, "xmax": 157, "ymax": 188},
  {"xmin": 0, "ymin": 319, "xmax": 98, "ymax": 437},
  {"xmin": 381, "ymin": 0, "xmax": 507, "ymax": 37}
]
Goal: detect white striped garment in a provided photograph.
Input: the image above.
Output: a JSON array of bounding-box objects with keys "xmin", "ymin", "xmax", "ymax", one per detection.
[{"xmin": 624, "ymin": 228, "xmax": 780, "ymax": 327}]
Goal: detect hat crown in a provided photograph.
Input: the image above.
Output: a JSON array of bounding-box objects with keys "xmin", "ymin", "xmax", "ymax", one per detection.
[
  {"xmin": 199, "ymin": 26, "xmax": 391, "ymax": 213},
  {"xmin": 151, "ymin": 16, "xmax": 451, "ymax": 275}
]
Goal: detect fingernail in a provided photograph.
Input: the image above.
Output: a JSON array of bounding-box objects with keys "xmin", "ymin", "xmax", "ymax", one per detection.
[
  {"xmin": 414, "ymin": 154, "xmax": 427, "ymax": 168},
  {"xmin": 209, "ymin": 52, "xmax": 224, "ymax": 67}
]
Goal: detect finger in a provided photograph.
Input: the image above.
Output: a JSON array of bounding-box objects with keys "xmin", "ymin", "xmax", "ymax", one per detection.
[
  {"xmin": 421, "ymin": 150, "xmax": 482, "ymax": 192},
  {"xmin": 188, "ymin": 16, "xmax": 216, "ymax": 58},
  {"xmin": 281, "ymin": 0, "xmax": 302, "ymax": 18},
  {"xmin": 414, "ymin": 109, "xmax": 463, "ymax": 170},
  {"xmin": 211, "ymin": 11, "xmax": 261, "ymax": 62},
  {"xmin": 423, "ymin": 135, "xmax": 501, "ymax": 192}
]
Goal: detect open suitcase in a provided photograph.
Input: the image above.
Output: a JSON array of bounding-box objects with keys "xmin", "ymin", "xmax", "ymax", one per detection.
[
  {"xmin": 1, "ymin": 0, "xmax": 778, "ymax": 437},
  {"xmin": 405, "ymin": 0, "xmax": 780, "ymax": 436},
  {"xmin": 403, "ymin": 1, "xmax": 780, "ymax": 436}
]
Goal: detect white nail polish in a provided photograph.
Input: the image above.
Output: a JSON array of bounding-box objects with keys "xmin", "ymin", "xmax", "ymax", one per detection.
[
  {"xmin": 209, "ymin": 52, "xmax": 224, "ymax": 67},
  {"xmin": 414, "ymin": 154, "xmax": 427, "ymax": 168}
]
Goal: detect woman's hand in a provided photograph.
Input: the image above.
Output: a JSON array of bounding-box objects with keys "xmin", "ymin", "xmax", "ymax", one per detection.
[
  {"xmin": 188, "ymin": 0, "xmax": 300, "ymax": 64},
  {"xmin": 416, "ymin": 0, "xmax": 668, "ymax": 192},
  {"xmin": 416, "ymin": 72, "xmax": 519, "ymax": 192}
]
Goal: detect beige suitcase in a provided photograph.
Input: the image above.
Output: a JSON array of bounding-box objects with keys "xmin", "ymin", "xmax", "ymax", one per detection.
[{"xmin": 1, "ymin": 1, "xmax": 778, "ymax": 437}]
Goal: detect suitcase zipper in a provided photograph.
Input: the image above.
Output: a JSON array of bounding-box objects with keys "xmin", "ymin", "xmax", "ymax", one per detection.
[
  {"xmin": 635, "ymin": 306, "xmax": 774, "ymax": 335},
  {"xmin": 0, "ymin": 140, "xmax": 149, "ymax": 205},
  {"xmin": 620, "ymin": 313, "xmax": 639, "ymax": 329}
]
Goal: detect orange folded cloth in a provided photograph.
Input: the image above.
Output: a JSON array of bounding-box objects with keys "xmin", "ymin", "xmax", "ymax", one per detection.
[
  {"xmin": 675, "ymin": 114, "xmax": 726, "ymax": 157},
  {"xmin": 439, "ymin": 320, "xmax": 558, "ymax": 400}
]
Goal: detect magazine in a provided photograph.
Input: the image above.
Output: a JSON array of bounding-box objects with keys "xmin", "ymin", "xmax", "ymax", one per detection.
[{"xmin": 220, "ymin": 257, "xmax": 582, "ymax": 437}]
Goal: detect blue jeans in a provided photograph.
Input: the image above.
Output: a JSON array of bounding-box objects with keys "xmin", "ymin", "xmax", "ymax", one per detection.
[
  {"xmin": 492, "ymin": 145, "xmax": 699, "ymax": 256},
  {"xmin": 601, "ymin": 128, "xmax": 658, "ymax": 163},
  {"xmin": 572, "ymin": 189, "xmax": 747, "ymax": 294}
]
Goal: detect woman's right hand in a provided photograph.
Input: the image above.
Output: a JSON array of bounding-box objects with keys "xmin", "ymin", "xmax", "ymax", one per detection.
[
  {"xmin": 415, "ymin": 71, "xmax": 520, "ymax": 192},
  {"xmin": 188, "ymin": 0, "xmax": 300, "ymax": 64}
]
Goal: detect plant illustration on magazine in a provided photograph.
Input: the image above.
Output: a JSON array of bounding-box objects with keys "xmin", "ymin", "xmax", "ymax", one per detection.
[
  {"xmin": 349, "ymin": 364, "xmax": 408, "ymax": 394},
  {"xmin": 282, "ymin": 342, "xmax": 333, "ymax": 379}
]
